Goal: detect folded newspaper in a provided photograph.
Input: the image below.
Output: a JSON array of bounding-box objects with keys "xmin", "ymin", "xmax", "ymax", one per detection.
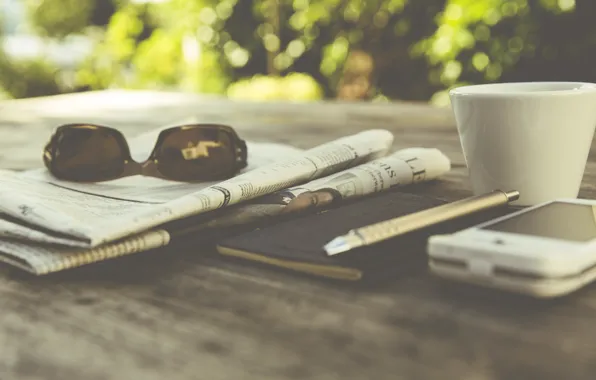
[{"xmin": 0, "ymin": 122, "xmax": 451, "ymax": 274}]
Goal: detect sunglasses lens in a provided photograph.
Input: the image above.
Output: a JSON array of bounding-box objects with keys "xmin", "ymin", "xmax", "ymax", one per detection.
[
  {"xmin": 48, "ymin": 125, "xmax": 127, "ymax": 181},
  {"xmin": 155, "ymin": 126, "xmax": 237, "ymax": 181}
]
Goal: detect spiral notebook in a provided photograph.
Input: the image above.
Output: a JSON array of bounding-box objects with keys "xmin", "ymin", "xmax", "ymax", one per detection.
[{"xmin": 216, "ymin": 191, "xmax": 515, "ymax": 281}]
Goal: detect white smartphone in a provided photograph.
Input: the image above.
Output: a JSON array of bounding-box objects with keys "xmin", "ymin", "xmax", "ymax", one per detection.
[{"xmin": 427, "ymin": 198, "xmax": 596, "ymax": 298}]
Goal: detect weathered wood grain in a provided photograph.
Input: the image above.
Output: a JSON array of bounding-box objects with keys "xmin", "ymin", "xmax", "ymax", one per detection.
[{"xmin": 1, "ymin": 90, "xmax": 596, "ymax": 380}]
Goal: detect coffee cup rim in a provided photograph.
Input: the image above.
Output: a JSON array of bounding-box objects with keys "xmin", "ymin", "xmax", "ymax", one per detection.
[{"xmin": 449, "ymin": 81, "xmax": 596, "ymax": 97}]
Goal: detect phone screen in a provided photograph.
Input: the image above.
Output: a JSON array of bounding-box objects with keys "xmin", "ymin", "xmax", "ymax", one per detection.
[{"xmin": 481, "ymin": 201, "xmax": 596, "ymax": 242}]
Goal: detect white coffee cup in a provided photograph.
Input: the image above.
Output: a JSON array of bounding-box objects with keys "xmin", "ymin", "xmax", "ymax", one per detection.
[{"xmin": 449, "ymin": 82, "xmax": 596, "ymax": 206}]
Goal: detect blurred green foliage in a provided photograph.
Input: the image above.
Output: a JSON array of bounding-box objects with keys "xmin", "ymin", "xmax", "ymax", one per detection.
[
  {"xmin": 24, "ymin": 0, "xmax": 96, "ymax": 38},
  {"xmin": 0, "ymin": 52, "xmax": 62, "ymax": 98},
  {"xmin": 0, "ymin": 0, "xmax": 592, "ymax": 104}
]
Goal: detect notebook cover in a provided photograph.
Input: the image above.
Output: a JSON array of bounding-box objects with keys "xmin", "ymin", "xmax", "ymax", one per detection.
[{"xmin": 216, "ymin": 190, "xmax": 517, "ymax": 282}]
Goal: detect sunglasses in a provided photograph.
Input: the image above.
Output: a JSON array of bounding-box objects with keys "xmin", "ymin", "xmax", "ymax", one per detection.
[{"xmin": 43, "ymin": 123, "xmax": 248, "ymax": 182}]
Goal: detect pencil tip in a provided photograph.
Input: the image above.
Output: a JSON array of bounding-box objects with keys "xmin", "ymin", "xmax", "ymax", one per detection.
[{"xmin": 324, "ymin": 237, "xmax": 352, "ymax": 256}]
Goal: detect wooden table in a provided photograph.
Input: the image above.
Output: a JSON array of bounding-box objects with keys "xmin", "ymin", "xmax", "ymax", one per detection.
[{"xmin": 1, "ymin": 90, "xmax": 595, "ymax": 380}]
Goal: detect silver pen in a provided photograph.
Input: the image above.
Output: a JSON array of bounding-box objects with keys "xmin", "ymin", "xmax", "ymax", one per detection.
[{"xmin": 323, "ymin": 189, "xmax": 520, "ymax": 256}]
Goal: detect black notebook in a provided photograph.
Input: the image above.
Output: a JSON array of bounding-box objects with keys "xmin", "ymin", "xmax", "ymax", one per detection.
[{"xmin": 216, "ymin": 190, "xmax": 516, "ymax": 281}]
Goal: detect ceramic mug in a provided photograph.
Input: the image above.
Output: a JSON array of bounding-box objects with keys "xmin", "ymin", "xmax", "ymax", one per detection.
[{"xmin": 449, "ymin": 82, "xmax": 596, "ymax": 206}]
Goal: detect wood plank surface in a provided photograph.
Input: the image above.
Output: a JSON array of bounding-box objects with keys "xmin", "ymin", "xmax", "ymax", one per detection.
[{"xmin": 1, "ymin": 90, "xmax": 595, "ymax": 380}]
